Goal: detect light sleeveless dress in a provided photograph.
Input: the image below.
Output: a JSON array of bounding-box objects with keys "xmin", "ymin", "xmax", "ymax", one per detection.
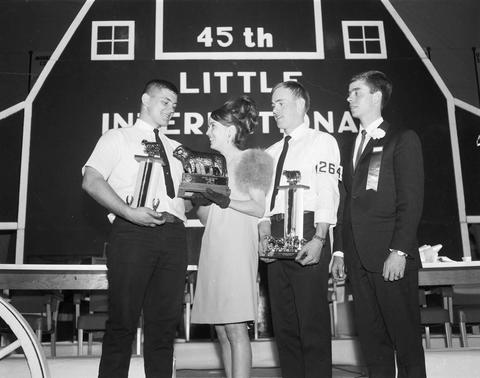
[{"xmin": 191, "ymin": 151, "xmax": 260, "ymax": 324}]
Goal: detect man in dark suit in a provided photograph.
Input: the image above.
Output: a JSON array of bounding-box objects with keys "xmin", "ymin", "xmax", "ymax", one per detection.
[{"xmin": 331, "ymin": 71, "xmax": 426, "ymax": 378}]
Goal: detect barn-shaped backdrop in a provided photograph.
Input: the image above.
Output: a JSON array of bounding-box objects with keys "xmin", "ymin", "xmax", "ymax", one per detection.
[{"xmin": 0, "ymin": 0, "xmax": 479, "ymax": 264}]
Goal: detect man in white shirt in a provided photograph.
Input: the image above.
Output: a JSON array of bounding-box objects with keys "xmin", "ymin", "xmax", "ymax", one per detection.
[
  {"xmin": 258, "ymin": 81, "xmax": 340, "ymax": 378},
  {"xmin": 82, "ymin": 79, "xmax": 188, "ymax": 378}
]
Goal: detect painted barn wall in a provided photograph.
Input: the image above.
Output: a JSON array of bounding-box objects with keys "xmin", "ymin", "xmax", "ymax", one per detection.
[
  {"xmin": 0, "ymin": 111, "xmax": 23, "ymax": 221},
  {"xmin": 392, "ymin": 0, "xmax": 480, "ymax": 107},
  {"xmin": 1, "ymin": 0, "xmax": 479, "ymax": 109},
  {"xmin": 0, "ymin": 0, "xmax": 82, "ymax": 109},
  {"xmin": 18, "ymin": 0, "xmax": 462, "ymax": 260},
  {"xmin": 0, "ymin": 0, "xmax": 477, "ymax": 261},
  {"xmin": 456, "ymin": 106, "xmax": 480, "ymax": 216}
]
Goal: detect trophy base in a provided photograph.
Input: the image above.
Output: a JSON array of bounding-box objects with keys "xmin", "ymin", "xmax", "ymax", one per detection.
[
  {"xmin": 263, "ymin": 250, "xmax": 298, "ymax": 259},
  {"xmin": 261, "ymin": 235, "xmax": 307, "ymax": 260},
  {"xmin": 177, "ymin": 173, "xmax": 230, "ymax": 199}
]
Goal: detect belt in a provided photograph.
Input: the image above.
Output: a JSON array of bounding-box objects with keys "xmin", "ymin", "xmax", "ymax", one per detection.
[
  {"xmin": 160, "ymin": 212, "xmax": 183, "ymax": 224},
  {"xmin": 270, "ymin": 211, "xmax": 313, "ymax": 223}
]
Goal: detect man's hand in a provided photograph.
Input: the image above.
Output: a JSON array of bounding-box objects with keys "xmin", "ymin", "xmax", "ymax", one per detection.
[
  {"xmin": 202, "ymin": 188, "xmax": 231, "ymax": 209},
  {"xmin": 295, "ymin": 238, "xmax": 324, "ymax": 266},
  {"xmin": 126, "ymin": 207, "xmax": 166, "ymax": 227},
  {"xmin": 331, "ymin": 256, "xmax": 346, "ymax": 281},
  {"xmin": 383, "ymin": 251, "xmax": 406, "ymax": 281}
]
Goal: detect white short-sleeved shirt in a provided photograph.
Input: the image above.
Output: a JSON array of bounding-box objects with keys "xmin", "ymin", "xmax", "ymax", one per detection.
[
  {"xmin": 83, "ymin": 118, "xmax": 186, "ymax": 222},
  {"xmin": 266, "ymin": 123, "xmax": 340, "ymax": 226}
]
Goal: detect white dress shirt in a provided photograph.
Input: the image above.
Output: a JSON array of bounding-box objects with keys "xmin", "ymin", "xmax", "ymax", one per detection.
[
  {"xmin": 265, "ymin": 123, "xmax": 340, "ymax": 227},
  {"xmin": 352, "ymin": 117, "xmax": 384, "ymax": 167},
  {"xmin": 83, "ymin": 119, "xmax": 187, "ymax": 222}
]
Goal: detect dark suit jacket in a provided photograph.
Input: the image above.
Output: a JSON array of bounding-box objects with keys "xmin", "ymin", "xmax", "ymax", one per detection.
[{"xmin": 342, "ymin": 121, "xmax": 424, "ymax": 272}]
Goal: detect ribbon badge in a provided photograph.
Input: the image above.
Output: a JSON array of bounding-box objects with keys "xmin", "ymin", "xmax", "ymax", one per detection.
[{"xmin": 366, "ymin": 146, "xmax": 383, "ymax": 191}]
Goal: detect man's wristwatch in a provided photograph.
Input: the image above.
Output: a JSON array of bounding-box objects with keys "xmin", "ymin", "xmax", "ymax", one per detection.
[
  {"xmin": 312, "ymin": 234, "xmax": 326, "ymax": 243},
  {"xmin": 394, "ymin": 250, "xmax": 407, "ymax": 257}
]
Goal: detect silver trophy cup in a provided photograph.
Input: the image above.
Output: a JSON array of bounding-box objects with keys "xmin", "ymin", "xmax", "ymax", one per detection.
[{"xmin": 263, "ymin": 170, "xmax": 310, "ymax": 259}]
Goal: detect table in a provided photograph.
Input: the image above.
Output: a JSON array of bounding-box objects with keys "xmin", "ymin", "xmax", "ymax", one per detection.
[
  {"xmin": 1, "ymin": 262, "xmax": 478, "ymax": 290},
  {"xmin": 0, "ymin": 264, "xmax": 198, "ymax": 290},
  {"xmin": 419, "ymin": 261, "xmax": 480, "ymax": 328},
  {"xmin": 419, "ymin": 261, "xmax": 480, "ymax": 286},
  {"xmin": 0, "ymin": 264, "xmax": 199, "ymax": 342}
]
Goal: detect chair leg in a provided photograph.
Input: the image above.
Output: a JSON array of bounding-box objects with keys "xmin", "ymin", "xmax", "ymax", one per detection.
[
  {"xmin": 78, "ymin": 329, "xmax": 83, "ymax": 356},
  {"xmin": 459, "ymin": 322, "xmax": 468, "ymax": 347},
  {"xmin": 444, "ymin": 322, "xmax": 452, "ymax": 348},
  {"xmin": 87, "ymin": 332, "xmax": 93, "ymax": 355},
  {"xmin": 209, "ymin": 325, "xmax": 215, "ymax": 341},
  {"xmin": 75, "ymin": 304, "xmax": 80, "ymax": 341},
  {"xmin": 50, "ymin": 332, "xmax": 56, "ymax": 358},
  {"xmin": 329, "ymin": 303, "xmax": 334, "ymax": 337},
  {"xmin": 254, "ymin": 279, "xmax": 259, "ymax": 341},
  {"xmin": 135, "ymin": 326, "xmax": 142, "ymax": 356},
  {"xmin": 185, "ymin": 302, "xmax": 191, "ymax": 342},
  {"xmin": 424, "ymin": 326, "xmax": 431, "ymax": 349}
]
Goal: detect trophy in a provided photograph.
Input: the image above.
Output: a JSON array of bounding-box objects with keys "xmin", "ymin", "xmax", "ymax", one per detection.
[
  {"xmin": 173, "ymin": 145, "xmax": 230, "ymax": 199},
  {"xmin": 125, "ymin": 140, "xmax": 165, "ymax": 210},
  {"xmin": 263, "ymin": 170, "xmax": 310, "ymax": 259}
]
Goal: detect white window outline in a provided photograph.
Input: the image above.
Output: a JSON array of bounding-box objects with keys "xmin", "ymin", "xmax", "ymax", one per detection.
[
  {"xmin": 155, "ymin": 0, "xmax": 324, "ymax": 60},
  {"xmin": 91, "ymin": 21, "xmax": 135, "ymax": 61},
  {"xmin": 342, "ymin": 21, "xmax": 387, "ymax": 59}
]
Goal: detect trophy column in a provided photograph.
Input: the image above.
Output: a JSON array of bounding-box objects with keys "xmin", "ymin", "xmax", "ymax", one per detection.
[
  {"xmin": 263, "ymin": 170, "xmax": 309, "ymax": 259},
  {"xmin": 125, "ymin": 139, "xmax": 167, "ymax": 211},
  {"xmin": 129, "ymin": 155, "xmax": 164, "ymax": 210}
]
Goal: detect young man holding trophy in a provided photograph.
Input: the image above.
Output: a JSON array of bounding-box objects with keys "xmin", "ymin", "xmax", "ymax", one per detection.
[
  {"xmin": 258, "ymin": 81, "xmax": 341, "ymax": 378},
  {"xmin": 82, "ymin": 79, "xmax": 188, "ymax": 378}
]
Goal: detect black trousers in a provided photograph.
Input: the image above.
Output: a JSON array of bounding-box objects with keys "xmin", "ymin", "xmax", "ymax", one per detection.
[
  {"xmin": 267, "ymin": 213, "xmax": 332, "ymax": 378},
  {"xmin": 98, "ymin": 217, "xmax": 187, "ymax": 378},
  {"xmin": 345, "ymin": 225, "xmax": 426, "ymax": 378}
]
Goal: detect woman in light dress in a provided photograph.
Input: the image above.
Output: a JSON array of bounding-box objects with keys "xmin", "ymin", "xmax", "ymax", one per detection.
[{"xmin": 191, "ymin": 96, "xmax": 273, "ymax": 378}]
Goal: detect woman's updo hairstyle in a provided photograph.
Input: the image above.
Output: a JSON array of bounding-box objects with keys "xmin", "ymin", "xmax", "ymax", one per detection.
[{"xmin": 210, "ymin": 95, "xmax": 258, "ymax": 149}]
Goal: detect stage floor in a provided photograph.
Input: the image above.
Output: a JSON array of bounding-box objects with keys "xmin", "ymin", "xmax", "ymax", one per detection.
[
  {"xmin": 2, "ymin": 350, "xmax": 480, "ymax": 378},
  {"xmin": 2, "ymin": 338, "xmax": 480, "ymax": 378},
  {"xmin": 176, "ymin": 366, "xmax": 364, "ymax": 377}
]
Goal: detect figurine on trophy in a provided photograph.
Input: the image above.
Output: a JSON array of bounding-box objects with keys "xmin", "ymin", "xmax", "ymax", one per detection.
[
  {"xmin": 173, "ymin": 145, "xmax": 230, "ymax": 199},
  {"xmin": 261, "ymin": 170, "xmax": 310, "ymax": 259},
  {"xmin": 124, "ymin": 139, "xmax": 167, "ymax": 211}
]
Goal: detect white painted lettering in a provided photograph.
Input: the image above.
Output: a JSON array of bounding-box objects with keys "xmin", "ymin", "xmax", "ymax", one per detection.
[
  {"xmin": 257, "ymin": 27, "xmax": 273, "ymax": 48},
  {"xmin": 338, "ymin": 111, "xmax": 358, "ymax": 133},
  {"xmin": 283, "ymin": 71, "xmax": 303, "ymax": 82},
  {"xmin": 237, "ymin": 72, "xmax": 256, "ymax": 93},
  {"xmin": 180, "ymin": 72, "xmax": 199, "ymax": 94},
  {"xmin": 203, "ymin": 72, "xmax": 211, "ymax": 93},
  {"xmin": 184, "ymin": 112, "xmax": 204, "ymax": 135},
  {"xmin": 243, "ymin": 27, "xmax": 255, "ymax": 47},
  {"xmin": 214, "ymin": 72, "xmax": 234, "ymax": 93},
  {"xmin": 260, "ymin": 72, "xmax": 272, "ymax": 93},
  {"xmin": 259, "ymin": 111, "xmax": 274, "ymax": 133},
  {"xmin": 313, "ymin": 111, "xmax": 334, "ymax": 133}
]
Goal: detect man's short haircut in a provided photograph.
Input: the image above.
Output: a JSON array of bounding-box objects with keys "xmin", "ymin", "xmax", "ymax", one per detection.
[
  {"xmin": 350, "ymin": 70, "xmax": 392, "ymax": 109},
  {"xmin": 272, "ymin": 81, "xmax": 310, "ymax": 113},
  {"xmin": 143, "ymin": 79, "xmax": 179, "ymax": 96}
]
